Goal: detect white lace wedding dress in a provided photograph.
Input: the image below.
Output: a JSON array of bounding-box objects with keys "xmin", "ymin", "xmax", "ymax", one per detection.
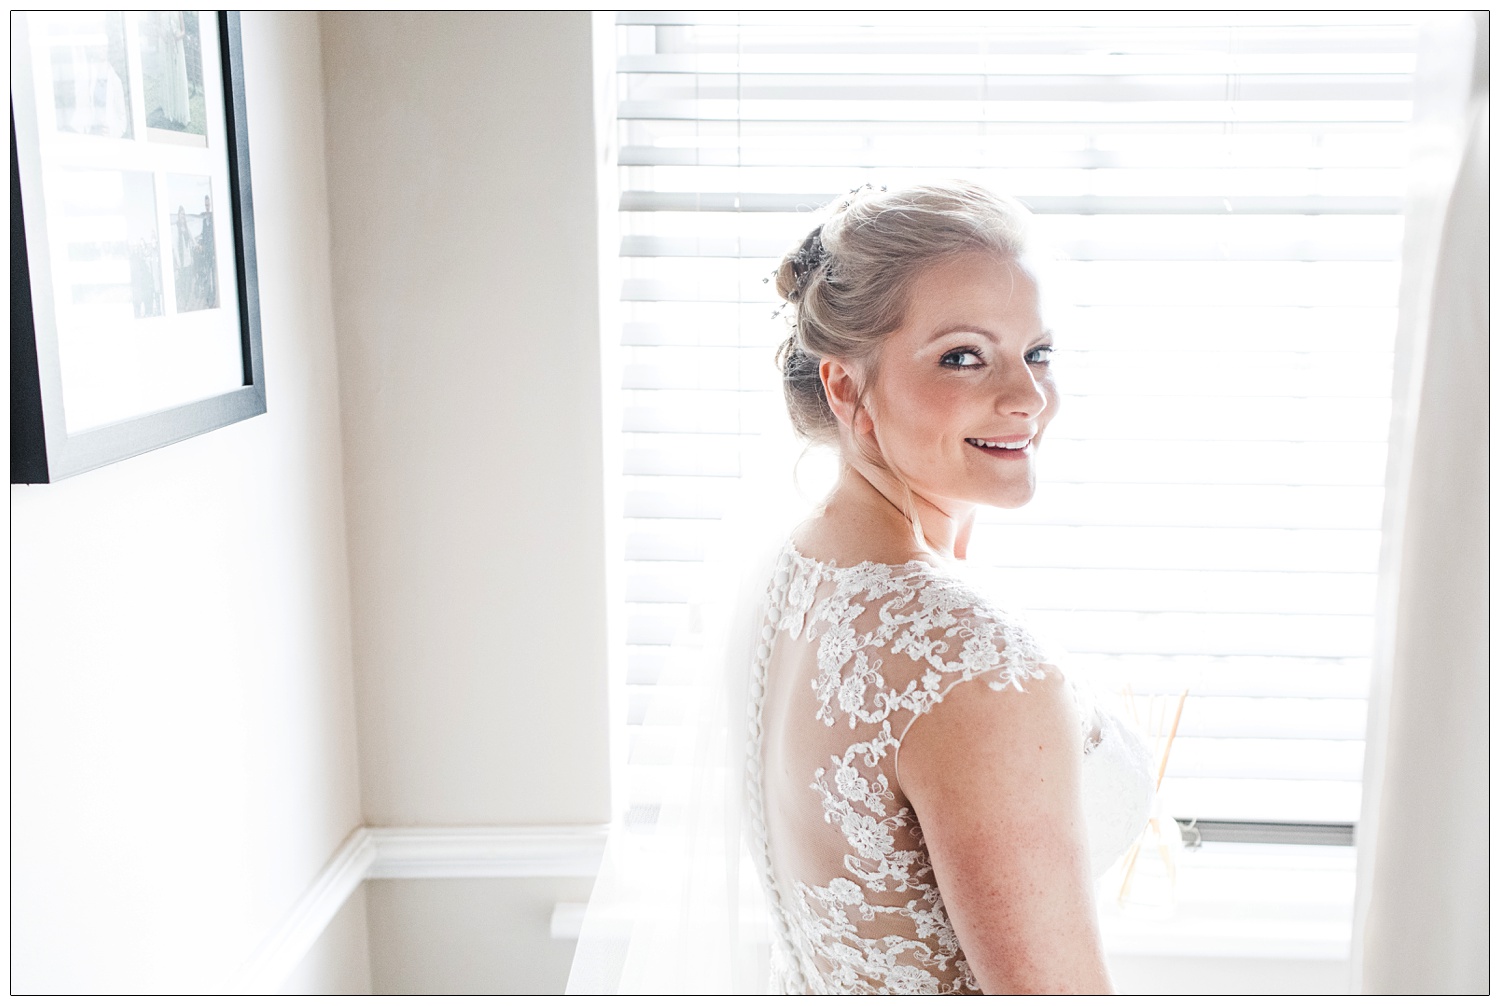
[{"xmin": 745, "ymin": 541, "xmax": 1155, "ymax": 995}]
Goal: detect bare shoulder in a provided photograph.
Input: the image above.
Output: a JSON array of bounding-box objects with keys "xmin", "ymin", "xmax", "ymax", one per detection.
[
  {"xmin": 896, "ymin": 665, "xmax": 1109, "ymax": 994},
  {"xmin": 898, "ymin": 663, "xmax": 1083, "ymax": 803}
]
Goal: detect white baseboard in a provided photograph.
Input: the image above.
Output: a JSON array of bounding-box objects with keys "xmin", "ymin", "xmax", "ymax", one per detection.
[
  {"xmin": 367, "ymin": 824, "xmax": 608, "ymax": 879},
  {"xmin": 231, "ymin": 823, "xmax": 608, "ymax": 993},
  {"xmin": 229, "ymin": 828, "xmax": 377, "ymax": 994}
]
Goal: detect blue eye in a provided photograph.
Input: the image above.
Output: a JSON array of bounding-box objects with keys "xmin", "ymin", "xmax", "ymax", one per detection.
[
  {"xmin": 1025, "ymin": 345, "xmax": 1054, "ymax": 365},
  {"xmin": 940, "ymin": 348, "xmax": 983, "ymax": 368}
]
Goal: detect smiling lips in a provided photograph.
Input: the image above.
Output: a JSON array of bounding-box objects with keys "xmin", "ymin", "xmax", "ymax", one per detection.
[{"xmin": 964, "ymin": 436, "xmax": 1034, "ymax": 456}]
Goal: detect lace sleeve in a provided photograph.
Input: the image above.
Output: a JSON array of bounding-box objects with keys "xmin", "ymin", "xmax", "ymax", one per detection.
[{"xmin": 846, "ymin": 575, "xmax": 1059, "ymax": 783}]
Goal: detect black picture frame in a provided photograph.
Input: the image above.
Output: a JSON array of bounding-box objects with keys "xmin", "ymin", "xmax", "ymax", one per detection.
[{"xmin": 11, "ymin": 11, "xmax": 264, "ymax": 484}]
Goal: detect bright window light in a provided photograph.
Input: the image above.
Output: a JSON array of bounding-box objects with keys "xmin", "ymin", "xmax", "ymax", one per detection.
[{"xmin": 613, "ymin": 13, "xmax": 1418, "ymax": 833}]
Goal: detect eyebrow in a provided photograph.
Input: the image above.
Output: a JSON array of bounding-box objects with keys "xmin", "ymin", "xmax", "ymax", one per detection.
[
  {"xmin": 923, "ymin": 325, "xmax": 998, "ymax": 346},
  {"xmin": 923, "ymin": 325, "xmax": 1053, "ymax": 346}
]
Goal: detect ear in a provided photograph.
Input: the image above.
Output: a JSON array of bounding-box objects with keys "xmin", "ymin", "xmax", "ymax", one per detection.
[{"xmin": 820, "ymin": 358, "xmax": 874, "ymax": 435}]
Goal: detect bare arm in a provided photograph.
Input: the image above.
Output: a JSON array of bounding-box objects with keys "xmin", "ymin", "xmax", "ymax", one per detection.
[{"xmin": 898, "ymin": 669, "xmax": 1112, "ymax": 995}]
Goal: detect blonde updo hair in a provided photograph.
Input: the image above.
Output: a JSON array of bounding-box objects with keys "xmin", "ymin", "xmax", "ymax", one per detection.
[{"xmin": 774, "ymin": 181, "xmax": 1032, "ymax": 448}]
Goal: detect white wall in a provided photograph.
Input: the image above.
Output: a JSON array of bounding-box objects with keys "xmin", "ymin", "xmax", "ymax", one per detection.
[
  {"xmin": 280, "ymin": 886, "xmax": 373, "ymax": 995},
  {"xmin": 367, "ymin": 877, "xmax": 595, "ymax": 994},
  {"xmin": 319, "ymin": 11, "xmax": 612, "ymax": 830},
  {"xmin": 317, "ymin": 12, "xmax": 613, "ymax": 990},
  {"xmin": 11, "ymin": 12, "xmax": 366, "ymax": 993}
]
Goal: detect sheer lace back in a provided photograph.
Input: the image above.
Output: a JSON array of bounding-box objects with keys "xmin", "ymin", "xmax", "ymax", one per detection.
[{"xmin": 745, "ymin": 542, "xmax": 1153, "ymax": 995}]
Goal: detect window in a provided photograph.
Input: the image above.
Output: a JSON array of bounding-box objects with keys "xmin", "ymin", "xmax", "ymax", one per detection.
[{"xmin": 613, "ymin": 12, "xmax": 1418, "ymax": 840}]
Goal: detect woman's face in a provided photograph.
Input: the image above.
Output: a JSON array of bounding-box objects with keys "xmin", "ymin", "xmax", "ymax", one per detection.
[{"xmin": 861, "ymin": 251, "xmax": 1058, "ymax": 511}]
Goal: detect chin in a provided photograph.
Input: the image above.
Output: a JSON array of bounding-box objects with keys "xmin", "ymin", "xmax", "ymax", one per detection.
[
  {"xmin": 988, "ymin": 487, "xmax": 1036, "ymax": 509},
  {"xmin": 975, "ymin": 474, "xmax": 1037, "ymax": 509}
]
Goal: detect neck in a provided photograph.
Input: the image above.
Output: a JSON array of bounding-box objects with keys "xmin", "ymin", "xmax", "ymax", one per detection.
[{"xmin": 826, "ymin": 460, "xmax": 977, "ymax": 562}]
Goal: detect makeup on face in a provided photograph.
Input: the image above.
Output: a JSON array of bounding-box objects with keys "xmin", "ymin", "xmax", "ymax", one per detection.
[{"xmin": 866, "ymin": 252, "xmax": 1058, "ymax": 512}]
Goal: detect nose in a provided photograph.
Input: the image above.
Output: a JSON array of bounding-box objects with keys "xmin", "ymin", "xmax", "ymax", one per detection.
[{"xmin": 996, "ymin": 359, "xmax": 1049, "ymax": 418}]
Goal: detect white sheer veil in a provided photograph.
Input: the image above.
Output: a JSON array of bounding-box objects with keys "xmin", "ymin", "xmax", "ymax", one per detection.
[{"xmin": 566, "ymin": 404, "xmax": 836, "ymax": 994}]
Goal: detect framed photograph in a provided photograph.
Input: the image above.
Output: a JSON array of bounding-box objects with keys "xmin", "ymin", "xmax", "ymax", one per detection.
[{"xmin": 11, "ymin": 10, "xmax": 263, "ymax": 483}]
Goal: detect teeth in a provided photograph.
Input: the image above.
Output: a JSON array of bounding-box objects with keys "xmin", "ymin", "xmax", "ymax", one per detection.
[{"xmin": 967, "ymin": 437, "xmax": 1031, "ymax": 450}]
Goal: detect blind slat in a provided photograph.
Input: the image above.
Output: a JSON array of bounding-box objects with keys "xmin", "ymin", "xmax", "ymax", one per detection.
[
  {"xmin": 618, "ymin": 98, "xmax": 1412, "ymax": 123},
  {"xmin": 619, "ymin": 53, "xmax": 1416, "ymax": 76},
  {"xmin": 620, "ymin": 191, "xmax": 1404, "ymax": 215},
  {"xmin": 627, "ymin": 481, "xmax": 1387, "ymax": 528}
]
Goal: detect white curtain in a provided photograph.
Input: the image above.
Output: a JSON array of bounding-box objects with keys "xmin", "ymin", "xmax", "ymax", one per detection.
[{"xmin": 1351, "ymin": 12, "xmax": 1488, "ymax": 995}]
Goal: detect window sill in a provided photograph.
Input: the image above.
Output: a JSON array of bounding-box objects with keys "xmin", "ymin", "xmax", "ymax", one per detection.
[{"xmin": 1097, "ymin": 843, "xmax": 1356, "ymax": 961}]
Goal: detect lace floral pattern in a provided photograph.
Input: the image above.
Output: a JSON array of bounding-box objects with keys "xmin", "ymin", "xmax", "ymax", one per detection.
[{"xmin": 745, "ymin": 542, "xmax": 1152, "ymax": 995}]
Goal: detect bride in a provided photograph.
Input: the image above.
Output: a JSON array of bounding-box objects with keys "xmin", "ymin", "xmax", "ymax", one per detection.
[
  {"xmin": 567, "ymin": 181, "xmax": 1153, "ymax": 996},
  {"xmin": 746, "ymin": 182, "xmax": 1155, "ymax": 994}
]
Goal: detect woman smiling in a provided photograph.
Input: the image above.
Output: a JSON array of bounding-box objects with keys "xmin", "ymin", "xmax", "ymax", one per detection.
[{"xmin": 747, "ymin": 182, "xmax": 1154, "ymax": 994}]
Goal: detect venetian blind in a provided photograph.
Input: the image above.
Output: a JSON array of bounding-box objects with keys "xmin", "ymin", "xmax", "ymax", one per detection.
[{"xmin": 614, "ymin": 12, "xmax": 1418, "ymax": 831}]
